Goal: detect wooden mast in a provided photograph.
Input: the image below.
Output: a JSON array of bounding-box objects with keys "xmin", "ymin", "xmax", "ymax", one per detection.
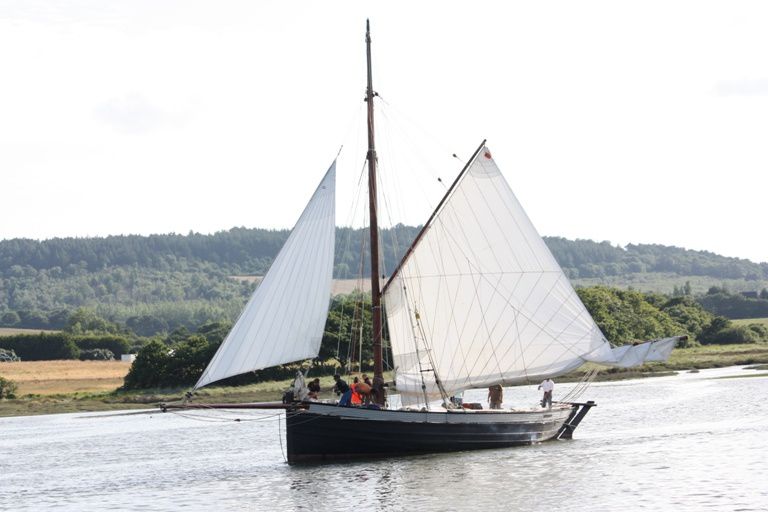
[{"xmin": 365, "ymin": 20, "xmax": 385, "ymax": 405}]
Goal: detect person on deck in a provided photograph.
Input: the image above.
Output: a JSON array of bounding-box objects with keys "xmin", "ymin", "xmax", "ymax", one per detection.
[
  {"xmin": 356, "ymin": 375, "xmax": 373, "ymax": 404},
  {"xmin": 307, "ymin": 378, "xmax": 321, "ymax": 399},
  {"xmin": 333, "ymin": 374, "xmax": 352, "ymax": 406},
  {"xmin": 362, "ymin": 374, "xmax": 376, "ymax": 404},
  {"xmin": 487, "ymin": 384, "xmax": 503, "ymax": 409},
  {"xmin": 538, "ymin": 378, "xmax": 554, "ymax": 409},
  {"xmin": 350, "ymin": 377, "xmax": 364, "ymax": 405}
]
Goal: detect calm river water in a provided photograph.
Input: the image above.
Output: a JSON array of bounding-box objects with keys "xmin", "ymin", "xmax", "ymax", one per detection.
[{"xmin": 1, "ymin": 366, "xmax": 766, "ymax": 511}]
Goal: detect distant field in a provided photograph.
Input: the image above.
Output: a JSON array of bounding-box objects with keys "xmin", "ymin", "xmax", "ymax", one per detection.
[
  {"xmin": 231, "ymin": 276, "xmax": 372, "ymax": 295},
  {"xmin": 570, "ymin": 273, "xmax": 768, "ymax": 295},
  {"xmin": 0, "ymin": 327, "xmax": 59, "ymax": 337},
  {"xmin": 733, "ymin": 318, "xmax": 768, "ymax": 328},
  {"xmin": 0, "ymin": 360, "xmax": 131, "ymax": 395},
  {"xmin": 229, "ymin": 274, "xmax": 768, "ymax": 296}
]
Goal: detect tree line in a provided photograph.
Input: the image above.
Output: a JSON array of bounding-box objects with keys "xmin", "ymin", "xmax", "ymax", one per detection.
[
  {"xmin": 0, "ymin": 225, "xmax": 421, "ymax": 278},
  {"xmin": 2, "ymin": 228, "xmax": 767, "ymax": 335},
  {"xmin": 545, "ymin": 238, "xmax": 767, "ymax": 280},
  {"xmin": 0, "ymin": 308, "xmax": 140, "ymax": 361},
  {"xmin": 2, "ymin": 227, "xmax": 765, "ymax": 280},
  {"xmin": 695, "ymin": 286, "xmax": 768, "ymax": 319}
]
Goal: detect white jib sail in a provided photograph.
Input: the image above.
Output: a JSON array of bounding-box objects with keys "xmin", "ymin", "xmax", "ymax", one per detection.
[
  {"xmin": 384, "ymin": 145, "xmax": 612, "ymax": 405},
  {"xmin": 194, "ymin": 162, "xmax": 336, "ymax": 389}
]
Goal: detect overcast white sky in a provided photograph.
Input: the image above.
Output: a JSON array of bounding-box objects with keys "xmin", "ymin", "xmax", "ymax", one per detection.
[{"xmin": 1, "ymin": 1, "xmax": 766, "ymax": 263}]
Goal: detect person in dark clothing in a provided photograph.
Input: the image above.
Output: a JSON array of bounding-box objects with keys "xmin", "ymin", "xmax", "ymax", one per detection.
[
  {"xmin": 307, "ymin": 378, "xmax": 321, "ymax": 399},
  {"xmin": 333, "ymin": 374, "xmax": 352, "ymax": 406},
  {"xmin": 487, "ymin": 384, "xmax": 503, "ymax": 409}
]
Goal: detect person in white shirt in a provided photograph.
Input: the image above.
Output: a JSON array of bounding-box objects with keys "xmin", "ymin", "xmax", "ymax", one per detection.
[{"xmin": 538, "ymin": 378, "xmax": 554, "ymax": 409}]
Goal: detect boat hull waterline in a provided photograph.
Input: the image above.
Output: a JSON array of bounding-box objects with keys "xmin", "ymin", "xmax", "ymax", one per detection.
[{"xmin": 285, "ymin": 401, "xmax": 594, "ymax": 463}]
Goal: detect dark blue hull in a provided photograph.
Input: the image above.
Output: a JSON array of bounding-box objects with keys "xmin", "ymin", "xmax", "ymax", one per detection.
[{"xmin": 285, "ymin": 402, "xmax": 592, "ymax": 463}]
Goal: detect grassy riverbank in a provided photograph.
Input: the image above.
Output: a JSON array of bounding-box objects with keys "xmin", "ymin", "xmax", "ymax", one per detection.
[
  {"xmin": 0, "ymin": 373, "xmax": 347, "ymax": 417},
  {"xmin": 2, "ymin": 343, "xmax": 767, "ymax": 417},
  {"xmin": 569, "ymin": 342, "xmax": 768, "ymax": 382}
]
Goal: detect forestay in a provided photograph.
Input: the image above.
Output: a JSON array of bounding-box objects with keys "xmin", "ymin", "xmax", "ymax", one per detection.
[
  {"xmin": 194, "ymin": 162, "xmax": 336, "ymax": 389},
  {"xmin": 383, "ymin": 145, "xmax": 674, "ymax": 406}
]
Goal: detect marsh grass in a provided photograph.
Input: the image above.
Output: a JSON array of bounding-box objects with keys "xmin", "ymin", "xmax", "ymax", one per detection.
[
  {"xmin": 0, "ymin": 327, "xmax": 59, "ymax": 337},
  {"xmin": 732, "ymin": 317, "xmax": 768, "ymax": 329}
]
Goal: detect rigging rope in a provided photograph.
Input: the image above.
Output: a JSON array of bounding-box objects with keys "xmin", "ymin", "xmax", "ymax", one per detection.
[
  {"xmin": 167, "ymin": 407, "xmax": 285, "ymax": 423},
  {"xmin": 336, "ymin": 157, "xmax": 370, "ymax": 367},
  {"xmin": 278, "ymin": 414, "xmax": 286, "ymax": 463},
  {"xmin": 559, "ymin": 367, "xmax": 599, "ymax": 402}
]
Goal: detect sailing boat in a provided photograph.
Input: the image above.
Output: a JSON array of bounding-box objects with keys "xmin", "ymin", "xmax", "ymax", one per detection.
[{"xmin": 188, "ymin": 21, "xmax": 682, "ymax": 462}]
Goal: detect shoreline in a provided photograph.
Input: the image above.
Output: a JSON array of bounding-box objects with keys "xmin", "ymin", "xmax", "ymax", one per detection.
[{"xmin": 2, "ymin": 344, "xmax": 767, "ymax": 418}]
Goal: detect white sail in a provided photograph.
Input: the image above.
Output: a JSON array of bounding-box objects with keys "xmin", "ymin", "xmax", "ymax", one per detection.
[
  {"xmin": 384, "ymin": 145, "xmax": 672, "ymax": 405},
  {"xmin": 584, "ymin": 336, "xmax": 678, "ymax": 367},
  {"xmin": 194, "ymin": 162, "xmax": 336, "ymax": 389}
]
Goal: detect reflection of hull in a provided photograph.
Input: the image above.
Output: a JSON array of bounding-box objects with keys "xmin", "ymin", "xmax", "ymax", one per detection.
[{"xmin": 285, "ymin": 402, "xmax": 594, "ymax": 463}]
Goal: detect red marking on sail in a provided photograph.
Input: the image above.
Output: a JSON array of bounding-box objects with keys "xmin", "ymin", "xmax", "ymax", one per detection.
[{"xmin": 484, "ymin": 151, "xmax": 492, "ymax": 159}]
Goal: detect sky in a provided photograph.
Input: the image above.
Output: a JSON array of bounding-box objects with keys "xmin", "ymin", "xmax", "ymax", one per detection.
[{"xmin": 1, "ymin": 1, "xmax": 766, "ymax": 264}]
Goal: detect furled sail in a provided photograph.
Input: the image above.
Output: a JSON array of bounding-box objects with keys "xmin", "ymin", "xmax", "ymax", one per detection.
[
  {"xmin": 383, "ymin": 145, "xmax": 673, "ymax": 406},
  {"xmin": 584, "ymin": 336, "xmax": 678, "ymax": 368},
  {"xmin": 194, "ymin": 162, "xmax": 336, "ymax": 389}
]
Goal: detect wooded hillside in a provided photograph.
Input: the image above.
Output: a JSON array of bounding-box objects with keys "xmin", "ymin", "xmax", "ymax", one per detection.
[{"xmin": 1, "ymin": 227, "xmax": 766, "ymax": 333}]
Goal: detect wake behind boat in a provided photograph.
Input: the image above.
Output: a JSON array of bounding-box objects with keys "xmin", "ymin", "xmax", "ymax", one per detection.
[{"xmin": 174, "ymin": 21, "xmax": 682, "ymax": 463}]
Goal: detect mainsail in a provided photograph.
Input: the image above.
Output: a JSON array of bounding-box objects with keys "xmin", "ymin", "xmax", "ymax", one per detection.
[
  {"xmin": 383, "ymin": 145, "xmax": 674, "ymax": 405},
  {"xmin": 194, "ymin": 162, "xmax": 336, "ymax": 389}
]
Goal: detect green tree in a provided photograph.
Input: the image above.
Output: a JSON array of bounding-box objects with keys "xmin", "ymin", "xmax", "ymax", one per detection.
[
  {"xmin": 65, "ymin": 308, "xmax": 122, "ymax": 335},
  {"xmin": 0, "ymin": 376, "xmax": 18, "ymax": 399},
  {"xmin": 319, "ymin": 292, "xmax": 374, "ymax": 366},
  {"xmin": 165, "ymin": 335, "xmax": 216, "ymax": 384},
  {"xmin": 698, "ymin": 316, "xmax": 732, "ymax": 343},
  {"xmin": 0, "ymin": 333, "xmax": 80, "ymax": 360},
  {"xmin": 660, "ymin": 296, "xmax": 712, "ymax": 339},
  {"xmin": 1, "ymin": 311, "xmax": 20, "ymax": 326},
  {"xmin": 126, "ymin": 315, "xmax": 169, "ymax": 337},
  {"xmin": 123, "ymin": 332, "xmax": 220, "ymax": 389},
  {"xmin": 196, "ymin": 322, "xmax": 231, "ymax": 344},
  {"xmin": 123, "ymin": 340, "xmax": 172, "ymax": 389},
  {"xmin": 576, "ymin": 286, "xmax": 688, "ymax": 344}
]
